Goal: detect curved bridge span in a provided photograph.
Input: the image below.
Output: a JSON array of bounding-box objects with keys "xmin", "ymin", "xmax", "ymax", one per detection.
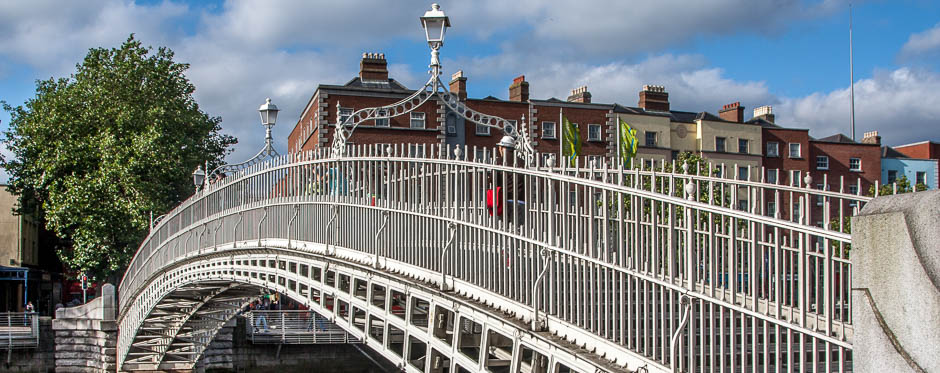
[{"xmin": 118, "ymin": 145, "xmax": 866, "ymax": 372}]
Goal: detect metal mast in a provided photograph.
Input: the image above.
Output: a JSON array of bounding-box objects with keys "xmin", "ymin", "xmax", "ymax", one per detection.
[{"xmin": 850, "ymin": 3, "xmax": 856, "ymax": 141}]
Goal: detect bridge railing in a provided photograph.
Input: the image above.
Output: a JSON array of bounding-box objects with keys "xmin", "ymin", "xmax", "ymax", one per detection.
[
  {"xmin": 244, "ymin": 310, "xmax": 350, "ymax": 344},
  {"xmin": 121, "ymin": 143, "xmax": 869, "ymax": 372},
  {"xmin": 0, "ymin": 312, "xmax": 39, "ymax": 349}
]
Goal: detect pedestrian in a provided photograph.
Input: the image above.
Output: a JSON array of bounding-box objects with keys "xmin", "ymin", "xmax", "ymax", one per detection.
[
  {"xmin": 487, "ymin": 135, "xmax": 527, "ymax": 225},
  {"xmin": 256, "ymin": 299, "xmax": 269, "ymax": 333},
  {"xmin": 25, "ymin": 301, "xmax": 34, "ymax": 313}
]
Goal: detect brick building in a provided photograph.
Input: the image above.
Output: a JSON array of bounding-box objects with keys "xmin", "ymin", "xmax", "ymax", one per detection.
[{"xmin": 287, "ymin": 52, "xmax": 889, "ymax": 209}]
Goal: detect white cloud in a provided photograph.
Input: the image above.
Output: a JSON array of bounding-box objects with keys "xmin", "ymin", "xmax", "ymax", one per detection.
[
  {"xmin": 0, "ymin": 0, "xmax": 188, "ymax": 76},
  {"xmin": 899, "ymin": 22, "xmax": 940, "ymax": 60},
  {"xmin": 776, "ymin": 67, "xmax": 940, "ymax": 146}
]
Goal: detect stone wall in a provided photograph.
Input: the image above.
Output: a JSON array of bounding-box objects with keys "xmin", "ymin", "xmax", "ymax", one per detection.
[
  {"xmin": 852, "ymin": 190, "xmax": 940, "ymax": 373},
  {"xmin": 0, "ymin": 316, "xmax": 55, "ymax": 372},
  {"xmin": 52, "ymin": 284, "xmax": 117, "ymax": 373}
]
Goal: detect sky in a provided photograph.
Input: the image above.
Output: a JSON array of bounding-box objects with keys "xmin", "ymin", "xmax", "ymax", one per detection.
[{"xmin": 1, "ymin": 0, "xmax": 939, "ymax": 180}]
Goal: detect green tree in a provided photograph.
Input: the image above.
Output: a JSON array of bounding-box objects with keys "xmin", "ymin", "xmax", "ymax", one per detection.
[
  {"xmin": 866, "ymin": 175, "xmax": 927, "ymax": 197},
  {"xmin": 2, "ymin": 35, "xmax": 236, "ymax": 281}
]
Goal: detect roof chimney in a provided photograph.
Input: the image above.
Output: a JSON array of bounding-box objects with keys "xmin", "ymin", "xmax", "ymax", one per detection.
[
  {"xmin": 638, "ymin": 85, "xmax": 669, "ymax": 111},
  {"xmin": 719, "ymin": 101, "xmax": 744, "ymax": 122},
  {"xmin": 359, "ymin": 52, "xmax": 388, "ymax": 82},
  {"xmin": 567, "ymin": 85, "xmax": 591, "ymax": 103},
  {"xmin": 862, "ymin": 130, "xmax": 881, "ymax": 145},
  {"xmin": 450, "ymin": 70, "xmax": 467, "ymax": 102},
  {"xmin": 509, "ymin": 75, "xmax": 529, "ymax": 102},
  {"xmin": 753, "ymin": 105, "xmax": 774, "ymax": 123}
]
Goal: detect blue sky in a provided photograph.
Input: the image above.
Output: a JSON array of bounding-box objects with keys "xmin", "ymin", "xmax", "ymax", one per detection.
[{"xmin": 1, "ymin": 0, "xmax": 939, "ymax": 174}]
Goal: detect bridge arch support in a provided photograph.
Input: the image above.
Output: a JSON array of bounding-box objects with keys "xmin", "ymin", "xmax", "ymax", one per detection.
[{"xmin": 118, "ymin": 242, "xmax": 633, "ymax": 373}]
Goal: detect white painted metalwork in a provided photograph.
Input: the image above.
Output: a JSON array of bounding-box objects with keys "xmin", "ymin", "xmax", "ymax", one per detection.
[
  {"xmin": 118, "ymin": 143, "xmax": 867, "ymax": 372},
  {"xmin": 329, "ymin": 4, "xmax": 537, "ymax": 164},
  {"xmin": 245, "ymin": 310, "xmax": 350, "ymax": 344},
  {"xmin": 0, "ymin": 313, "xmax": 39, "ymax": 350}
]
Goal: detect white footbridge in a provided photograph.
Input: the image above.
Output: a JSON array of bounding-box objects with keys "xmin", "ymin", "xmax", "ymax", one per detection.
[{"xmin": 117, "ymin": 145, "xmax": 865, "ymax": 372}]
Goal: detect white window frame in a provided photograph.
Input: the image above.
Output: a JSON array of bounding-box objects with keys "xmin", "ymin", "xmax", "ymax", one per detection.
[
  {"xmin": 916, "ymin": 171, "xmax": 927, "ymax": 185},
  {"xmin": 375, "ymin": 109, "xmax": 389, "ymax": 127},
  {"xmin": 766, "ymin": 142, "xmax": 779, "ymax": 157},
  {"xmin": 541, "ymin": 121, "xmax": 556, "ymax": 139},
  {"xmin": 816, "ymin": 155, "xmax": 829, "ymax": 170},
  {"xmin": 791, "ymin": 170, "xmax": 802, "ymax": 187},
  {"xmin": 766, "ymin": 169, "xmax": 778, "ymax": 184},
  {"xmin": 645, "ymin": 131, "xmax": 657, "ymax": 147},
  {"xmin": 849, "ymin": 157, "xmax": 862, "ymax": 171},
  {"xmin": 792, "ymin": 201, "xmax": 802, "ymax": 223},
  {"xmin": 410, "ymin": 112, "xmax": 426, "ymax": 129},
  {"xmin": 587, "ymin": 124, "xmax": 602, "ymax": 142},
  {"xmin": 788, "ymin": 143, "xmax": 801, "ymax": 158},
  {"xmin": 715, "ymin": 137, "xmax": 727, "ymax": 152},
  {"xmin": 738, "ymin": 139, "xmax": 748, "ymax": 154},
  {"xmin": 476, "ymin": 122, "xmax": 491, "ymax": 136},
  {"xmin": 339, "ymin": 107, "xmax": 353, "ymax": 124}
]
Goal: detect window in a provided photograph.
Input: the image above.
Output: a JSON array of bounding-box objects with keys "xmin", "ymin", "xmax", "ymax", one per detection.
[
  {"xmin": 788, "ymin": 143, "xmax": 801, "ymax": 158},
  {"xmin": 715, "ymin": 137, "xmax": 726, "ymax": 152},
  {"xmin": 766, "ymin": 142, "xmax": 779, "ymax": 157},
  {"xmin": 916, "ymin": 171, "xmax": 927, "ymax": 185},
  {"xmin": 849, "ymin": 158, "xmax": 861, "ymax": 171},
  {"xmin": 767, "ymin": 202, "xmax": 777, "ymax": 217},
  {"xmin": 410, "ymin": 112, "xmax": 426, "ymax": 129},
  {"xmin": 792, "ymin": 202, "xmax": 802, "ymax": 223},
  {"xmin": 587, "ymin": 124, "xmax": 602, "ymax": 141},
  {"xmin": 848, "ymin": 185, "xmax": 859, "ymax": 195},
  {"xmin": 791, "ymin": 170, "xmax": 802, "ymax": 187},
  {"xmin": 738, "ymin": 139, "xmax": 749, "ymax": 154},
  {"xmin": 887, "ymin": 170, "xmax": 898, "ymax": 184},
  {"xmin": 445, "ymin": 114, "xmax": 456, "ymax": 134},
  {"xmin": 645, "ymin": 131, "xmax": 657, "ymax": 147},
  {"xmin": 739, "ymin": 199, "xmax": 748, "ymax": 211},
  {"xmin": 408, "ymin": 144, "xmax": 425, "ymax": 158},
  {"xmin": 375, "ymin": 109, "xmax": 389, "ymax": 127},
  {"xmin": 816, "ymin": 155, "xmax": 829, "ymax": 170},
  {"xmin": 474, "ymin": 148, "xmax": 487, "ymax": 162},
  {"xmin": 339, "ymin": 107, "xmax": 353, "ymax": 124},
  {"xmin": 541, "ymin": 121, "xmax": 556, "ymax": 139},
  {"xmin": 506, "ymin": 120, "xmax": 517, "ymax": 135},
  {"xmin": 766, "ymin": 169, "xmax": 778, "ymax": 184},
  {"xmin": 738, "ymin": 166, "xmax": 749, "ymax": 181},
  {"xmin": 643, "ymin": 159, "xmax": 654, "ymax": 170},
  {"xmin": 816, "ymin": 184, "xmax": 826, "ymax": 206},
  {"xmin": 475, "ymin": 122, "xmax": 490, "ymax": 136}
]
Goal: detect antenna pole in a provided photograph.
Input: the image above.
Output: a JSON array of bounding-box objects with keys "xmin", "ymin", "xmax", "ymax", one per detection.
[{"xmin": 850, "ymin": 3, "xmax": 856, "ymax": 141}]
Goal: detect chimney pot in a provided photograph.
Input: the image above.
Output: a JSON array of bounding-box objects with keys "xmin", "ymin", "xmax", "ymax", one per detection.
[
  {"xmin": 450, "ymin": 70, "xmax": 467, "ymax": 101},
  {"xmin": 639, "ymin": 84, "xmax": 669, "ymax": 111},
  {"xmin": 567, "ymin": 85, "xmax": 591, "ymax": 103},
  {"xmin": 360, "ymin": 52, "xmax": 389, "ymax": 82},
  {"xmin": 861, "ymin": 130, "xmax": 881, "ymax": 145},
  {"xmin": 753, "ymin": 105, "xmax": 774, "ymax": 123},
  {"xmin": 718, "ymin": 101, "xmax": 744, "ymax": 122},
  {"xmin": 509, "ymin": 75, "xmax": 529, "ymax": 102}
]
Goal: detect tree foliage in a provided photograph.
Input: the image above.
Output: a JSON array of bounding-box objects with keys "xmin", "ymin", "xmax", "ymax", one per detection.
[
  {"xmin": 2, "ymin": 35, "xmax": 236, "ymax": 280},
  {"xmin": 866, "ymin": 175, "xmax": 927, "ymax": 197}
]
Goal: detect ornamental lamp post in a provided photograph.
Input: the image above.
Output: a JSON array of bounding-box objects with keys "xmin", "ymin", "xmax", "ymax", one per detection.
[
  {"xmin": 258, "ymin": 97, "xmax": 279, "ymax": 142},
  {"xmin": 192, "ymin": 166, "xmax": 205, "ymax": 191},
  {"xmin": 420, "ymin": 3, "xmax": 450, "ymax": 68}
]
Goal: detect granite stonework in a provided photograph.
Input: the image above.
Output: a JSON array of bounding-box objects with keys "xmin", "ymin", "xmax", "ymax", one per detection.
[
  {"xmin": 852, "ymin": 190, "xmax": 940, "ymax": 373},
  {"xmin": 52, "ymin": 284, "xmax": 117, "ymax": 373}
]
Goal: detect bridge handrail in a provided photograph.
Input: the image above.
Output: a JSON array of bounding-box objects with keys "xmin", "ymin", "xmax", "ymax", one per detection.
[{"xmin": 121, "ymin": 143, "xmax": 865, "ymax": 371}]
